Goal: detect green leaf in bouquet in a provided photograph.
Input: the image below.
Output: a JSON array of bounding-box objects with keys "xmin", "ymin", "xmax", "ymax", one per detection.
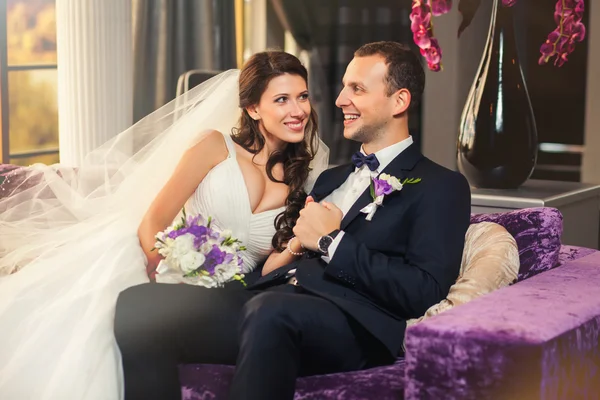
[{"xmin": 234, "ymin": 274, "xmax": 247, "ymax": 287}]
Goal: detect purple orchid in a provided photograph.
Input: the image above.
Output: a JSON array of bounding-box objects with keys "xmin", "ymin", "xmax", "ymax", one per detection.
[
  {"xmin": 416, "ymin": 0, "xmax": 586, "ymax": 71},
  {"xmin": 539, "ymin": 0, "xmax": 586, "ymax": 67},
  {"xmin": 430, "ymin": 0, "xmax": 453, "ymax": 16},
  {"xmin": 410, "ymin": 0, "xmax": 443, "ymax": 71},
  {"xmin": 421, "ymin": 38, "xmax": 442, "ymax": 72}
]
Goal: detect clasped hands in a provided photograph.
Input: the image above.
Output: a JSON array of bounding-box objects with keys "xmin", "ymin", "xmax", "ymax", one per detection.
[{"xmin": 292, "ymin": 196, "xmax": 343, "ymax": 252}]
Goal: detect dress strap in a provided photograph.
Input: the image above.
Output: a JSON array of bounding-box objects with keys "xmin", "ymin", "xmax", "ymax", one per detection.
[{"xmin": 221, "ymin": 132, "xmax": 238, "ymax": 159}]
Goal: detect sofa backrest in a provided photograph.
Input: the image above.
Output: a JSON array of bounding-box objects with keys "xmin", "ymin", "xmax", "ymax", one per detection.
[{"xmin": 470, "ymin": 207, "xmax": 563, "ymax": 281}]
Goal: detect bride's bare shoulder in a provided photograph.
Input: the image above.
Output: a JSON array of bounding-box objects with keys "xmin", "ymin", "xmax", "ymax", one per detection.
[{"xmin": 186, "ymin": 130, "xmax": 229, "ymax": 164}]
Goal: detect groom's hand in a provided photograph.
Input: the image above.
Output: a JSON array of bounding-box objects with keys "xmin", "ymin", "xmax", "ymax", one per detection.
[{"xmin": 293, "ymin": 201, "xmax": 343, "ymax": 251}]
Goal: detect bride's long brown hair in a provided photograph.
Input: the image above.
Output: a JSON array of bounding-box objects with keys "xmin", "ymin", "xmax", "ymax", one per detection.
[{"xmin": 232, "ymin": 51, "xmax": 319, "ymax": 252}]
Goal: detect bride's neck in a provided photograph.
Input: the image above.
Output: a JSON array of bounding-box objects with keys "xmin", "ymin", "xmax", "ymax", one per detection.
[{"xmin": 253, "ymin": 130, "xmax": 286, "ymax": 164}]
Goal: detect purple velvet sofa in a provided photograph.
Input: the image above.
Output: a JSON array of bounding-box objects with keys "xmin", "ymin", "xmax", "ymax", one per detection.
[
  {"xmin": 2, "ymin": 165, "xmax": 599, "ymax": 399},
  {"xmin": 177, "ymin": 210, "xmax": 600, "ymax": 400}
]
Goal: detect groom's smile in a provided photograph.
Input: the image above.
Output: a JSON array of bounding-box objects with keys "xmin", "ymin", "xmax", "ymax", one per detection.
[{"xmin": 343, "ymin": 113, "xmax": 361, "ymax": 126}]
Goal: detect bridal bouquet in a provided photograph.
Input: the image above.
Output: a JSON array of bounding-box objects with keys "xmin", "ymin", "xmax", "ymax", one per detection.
[{"xmin": 152, "ymin": 208, "xmax": 246, "ymax": 288}]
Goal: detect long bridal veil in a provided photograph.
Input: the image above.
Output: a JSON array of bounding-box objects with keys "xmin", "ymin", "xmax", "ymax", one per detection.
[
  {"xmin": 0, "ymin": 69, "xmax": 329, "ymax": 399},
  {"xmin": 0, "ymin": 69, "xmax": 329, "ymax": 275}
]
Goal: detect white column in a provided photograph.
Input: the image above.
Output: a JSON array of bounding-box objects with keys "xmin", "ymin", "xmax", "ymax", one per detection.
[
  {"xmin": 56, "ymin": 0, "xmax": 133, "ymax": 166},
  {"xmin": 245, "ymin": 0, "xmax": 267, "ymax": 61},
  {"xmin": 582, "ymin": 5, "xmax": 600, "ymax": 183}
]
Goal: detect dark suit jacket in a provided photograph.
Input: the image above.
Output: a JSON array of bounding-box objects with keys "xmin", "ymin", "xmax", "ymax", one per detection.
[{"xmin": 250, "ymin": 143, "xmax": 471, "ymax": 357}]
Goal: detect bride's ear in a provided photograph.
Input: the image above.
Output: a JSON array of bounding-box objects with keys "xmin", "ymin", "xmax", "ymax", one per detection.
[{"xmin": 245, "ymin": 105, "xmax": 261, "ymax": 121}]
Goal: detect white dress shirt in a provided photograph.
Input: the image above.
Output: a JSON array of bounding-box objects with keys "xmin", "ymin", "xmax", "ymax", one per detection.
[{"xmin": 320, "ymin": 135, "xmax": 414, "ymax": 262}]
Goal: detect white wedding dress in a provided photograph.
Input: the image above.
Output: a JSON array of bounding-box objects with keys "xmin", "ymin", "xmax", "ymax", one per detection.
[
  {"xmin": 0, "ymin": 134, "xmax": 283, "ymax": 400},
  {"xmin": 0, "ymin": 71, "xmax": 327, "ymax": 399},
  {"xmin": 183, "ymin": 132, "xmax": 285, "ymax": 272}
]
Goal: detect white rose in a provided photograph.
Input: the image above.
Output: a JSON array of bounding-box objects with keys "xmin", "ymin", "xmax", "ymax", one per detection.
[
  {"xmin": 221, "ymin": 229, "xmax": 233, "ymax": 239},
  {"xmin": 213, "ymin": 264, "xmax": 236, "ymax": 282},
  {"xmin": 380, "ymin": 173, "xmax": 403, "ymax": 191},
  {"xmin": 171, "ymin": 234, "xmax": 196, "ymax": 259},
  {"xmin": 179, "ymin": 251, "xmax": 206, "ymax": 274}
]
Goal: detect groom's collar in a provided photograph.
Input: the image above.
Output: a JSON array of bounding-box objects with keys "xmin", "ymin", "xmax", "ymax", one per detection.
[
  {"xmin": 339, "ymin": 142, "xmax": 423, "ymax": 229},
  {"xmin": 358, "ymin": 135, "xmax": 413, "ymax": 174},
  {"xmin": 310, "ymin": 137, "xmax": 422, "ymax": 202}
]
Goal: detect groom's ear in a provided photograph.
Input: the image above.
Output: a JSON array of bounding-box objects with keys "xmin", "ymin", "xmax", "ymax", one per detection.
[
  {"xmin": 245, "ymin": 105, "xmax": 261, "ymax": 121},
  {"xmin": 391, "ymin": 88, "xmax": 411, "ymax": 117}
]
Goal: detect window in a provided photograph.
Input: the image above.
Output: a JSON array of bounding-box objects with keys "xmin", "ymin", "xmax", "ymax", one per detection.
[{"xmin": 0, "ymin": 0, "xmax": 58, "ymax": 166}]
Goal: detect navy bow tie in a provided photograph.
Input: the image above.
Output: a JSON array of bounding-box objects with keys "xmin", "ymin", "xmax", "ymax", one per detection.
[{"xmin": 351, "ymin": 152, "xmax": 380, "ymax": 171}]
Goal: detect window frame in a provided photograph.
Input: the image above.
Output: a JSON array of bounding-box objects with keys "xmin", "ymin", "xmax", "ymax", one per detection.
[{"xmin": 0, "ymin": 0, "xmax": 59, "ymax": 164}]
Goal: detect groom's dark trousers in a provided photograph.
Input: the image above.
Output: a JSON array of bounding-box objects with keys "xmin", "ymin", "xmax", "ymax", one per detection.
[{"xmin": 114, "ymin": 144, "xmax": 471, "ymax": 400}]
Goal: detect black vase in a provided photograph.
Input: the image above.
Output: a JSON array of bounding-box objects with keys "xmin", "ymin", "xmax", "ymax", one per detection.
[{"xmin": 457, "ymin": 0, "xmax": 538, "ymax": 189}]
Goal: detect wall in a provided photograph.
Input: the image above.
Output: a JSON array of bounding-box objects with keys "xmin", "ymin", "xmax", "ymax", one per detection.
[{"xmin": 422, "ymin": 2, "xmax": 493, "ymax": 170}]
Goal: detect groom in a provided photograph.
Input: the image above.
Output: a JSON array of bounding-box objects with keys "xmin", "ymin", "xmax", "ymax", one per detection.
[{"xmin": 114, "ymin": 41, "xmax": 471, "ymax": 400}]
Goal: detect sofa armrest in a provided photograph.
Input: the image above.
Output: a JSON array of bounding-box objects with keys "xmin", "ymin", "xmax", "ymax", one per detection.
[
  {"xmin": 557, "ymin": 245, "xmax": 598, "ymax": 265},
  {"xmin": 404, "ymin": 251, "xmax": 600, "ymax": 400}
]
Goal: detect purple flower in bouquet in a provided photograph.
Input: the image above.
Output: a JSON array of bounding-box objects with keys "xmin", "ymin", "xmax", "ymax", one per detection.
[
  {"xmin": 152, "ymin": 208, "xmax": 247, "ymax": 288},
  {"xmin": 203, "ymin": 245, "xmax": 227, "ymax": 275}
]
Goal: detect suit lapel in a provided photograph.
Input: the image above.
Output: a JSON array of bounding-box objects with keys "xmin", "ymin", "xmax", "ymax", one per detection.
[
  {"xmin": 340, "ymin": 143, "xmax": 423, "ymax": 229},
  {"xmin": 310, "ymin": 163, "xmax": 354, "ymax": 202}
]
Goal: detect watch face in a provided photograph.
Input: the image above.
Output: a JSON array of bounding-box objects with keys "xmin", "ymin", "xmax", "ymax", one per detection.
[{"xmin": 318, "ymin": 235, "xmax": 334, "ymax": 254}]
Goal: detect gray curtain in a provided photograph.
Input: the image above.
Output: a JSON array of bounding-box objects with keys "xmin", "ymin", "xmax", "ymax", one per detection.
[
  {"xmin": 272, "ymin": 0, "xmax": 417, "ymax": 165},
  {"xmin": 132, "ymin": 0, "xmax": 237, "ymax": 122}
]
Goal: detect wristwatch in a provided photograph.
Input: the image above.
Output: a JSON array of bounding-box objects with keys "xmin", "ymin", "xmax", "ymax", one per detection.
[{"xmin": 317, "ymin": 229, "xmax": 340, "ymax": 256}]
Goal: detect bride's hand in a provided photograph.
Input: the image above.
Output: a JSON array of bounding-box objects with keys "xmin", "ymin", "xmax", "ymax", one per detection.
[{"xmin": 146, "ymin": 262, "xmax": 158, "ymax": 282}]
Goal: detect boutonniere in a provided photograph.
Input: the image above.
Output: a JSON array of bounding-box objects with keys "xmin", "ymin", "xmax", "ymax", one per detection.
[{"xmin": 360, "ymin": 174, "xmax": 421, "ymax": 221}]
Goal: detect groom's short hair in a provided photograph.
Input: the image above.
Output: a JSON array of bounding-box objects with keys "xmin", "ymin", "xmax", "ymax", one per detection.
[{"xmin": 355, "ymin": 41, "xmax": 425, "ymax": 110}]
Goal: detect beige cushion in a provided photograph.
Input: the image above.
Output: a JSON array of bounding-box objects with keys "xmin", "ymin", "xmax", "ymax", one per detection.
[{"xmin": 407, "ymin": 222, "xmax": 519, "ymax": 327}]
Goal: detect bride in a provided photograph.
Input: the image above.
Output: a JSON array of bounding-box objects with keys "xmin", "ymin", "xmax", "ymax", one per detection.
[{"xmin": 0, "ymin": 51, "xmax": 328, "ymax": 399}]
